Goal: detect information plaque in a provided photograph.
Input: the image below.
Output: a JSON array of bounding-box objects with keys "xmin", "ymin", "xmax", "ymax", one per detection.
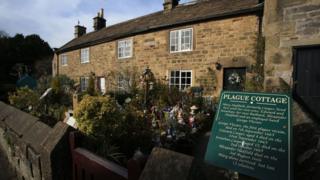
[{"xmin": 205, "ymin": 91, "xmax": 292, "ymax": 180}]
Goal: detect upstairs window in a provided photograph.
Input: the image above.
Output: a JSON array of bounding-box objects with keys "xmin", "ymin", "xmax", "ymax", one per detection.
[
  {"xmin": 170, "ymin": 28, "xmax": 193, "ymax": 53},
  {"xmin": 118, "ymin": 39, "xmax": 133, "ymax": 59},
  {"xmin": 80, "ymin": 48, "xmax": 90, "ymax": 63},
  {"xmin": 60, "ymin": 54, "xmax": 68, "ymax": 66},
  {"xmin": 169, "ymin": 70, "xmax": 192, "ymax": 90},
  {"xmin": 80, "ymin": 77, "xmax": 89, "ymax": 92}
]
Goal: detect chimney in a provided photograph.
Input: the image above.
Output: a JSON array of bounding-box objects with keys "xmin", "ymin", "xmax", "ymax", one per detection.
[
  {"xmin": 74, "ymin": 24, "xmax": 86, "ymax": 38},
  {"xmin": 163, "ymin": 0, "xmax": 179, "ymax": 12},
  {"xmin": 93, "ymin": 8, "xmax": 106, "ymax": 31}
]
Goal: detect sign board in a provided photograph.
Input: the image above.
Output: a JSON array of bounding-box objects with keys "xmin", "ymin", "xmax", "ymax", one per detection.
[{"xmin": 205, "ymin": 91, "xmax": 292, "ymax": 180}]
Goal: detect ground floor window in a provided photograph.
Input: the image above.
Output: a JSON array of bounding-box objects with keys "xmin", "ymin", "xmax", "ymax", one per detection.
[
  {"xmin": 169, "ymin": 70, "xmax": 192, "ymax": 90},
  {"xmin": 80, "ymin": 77, "xmax": 89, "ymax": 92},
  {"xmin": 117, "ymin": 75, "xmax": 130, "ymax": 92}
]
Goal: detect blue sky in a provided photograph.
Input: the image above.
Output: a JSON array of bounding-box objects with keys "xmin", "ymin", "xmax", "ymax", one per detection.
[{"xmin": 0, "ymin": 0, "xmax": 191, "ymax": 48}]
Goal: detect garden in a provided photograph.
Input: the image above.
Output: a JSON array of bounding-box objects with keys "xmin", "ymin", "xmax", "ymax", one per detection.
[
  {"xmin": 73, "ymin": 71, "xmax": 216, "ymax": 166},
  {"xmin": 8, "ymin": 70, "xmax": 216, "ymax": 167}
]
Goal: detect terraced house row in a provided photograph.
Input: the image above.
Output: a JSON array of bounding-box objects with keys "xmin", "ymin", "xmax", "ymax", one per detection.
[{"xmin": 53, "ymin": 0, "xmax": 264, "ymax": 97}]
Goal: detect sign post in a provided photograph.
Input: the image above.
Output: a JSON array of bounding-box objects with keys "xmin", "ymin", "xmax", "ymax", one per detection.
[{"xmin": 205, "ymin": 91, "xmax": 292, "ymax": 180}]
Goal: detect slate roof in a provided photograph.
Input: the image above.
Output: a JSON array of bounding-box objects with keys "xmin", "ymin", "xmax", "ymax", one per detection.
[{"xmin": 57, "ymin": 0, "xmax": 263, "ymax": 53}]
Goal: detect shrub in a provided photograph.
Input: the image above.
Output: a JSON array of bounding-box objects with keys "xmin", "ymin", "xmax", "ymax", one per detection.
[
  {"xmin": 74, "ymin": 95, "xmax": 121, "ymax": 138},
  {"xmin": 75, "ymin": 95, "xmax": 153, "ymax": 160},
  {"xmin": 8, "ymin": 86, "xmax": 40, "ymax": 116}
]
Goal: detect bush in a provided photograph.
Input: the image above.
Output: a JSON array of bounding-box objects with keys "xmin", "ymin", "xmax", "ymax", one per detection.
[
  {"xmin": 74, "ymin": 95, "xmax": 121, "ymax": 138},
  {"xmin": 8, "ymin": 75, "xmax": 75, "ymax": 126},
  {"xmin": 8, "ymin": 86, "xmax": 40, "ymax": 116},
  {"xmin": 74, "ymin": 95, "xmax": 153, "ymax": 161}
]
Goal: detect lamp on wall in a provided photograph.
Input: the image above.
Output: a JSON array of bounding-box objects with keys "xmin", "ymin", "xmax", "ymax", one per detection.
[{"xmin": 215, "ymin": 62, "xmax": 222, "ymax": 70}]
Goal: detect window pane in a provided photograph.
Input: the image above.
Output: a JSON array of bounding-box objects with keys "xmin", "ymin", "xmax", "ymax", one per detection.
[
  {"xmin": 170, "ymin": 78, "xmax": 175, "ymax": 84},
  {"xmin": 175, "ymin": 78, "xmax": 179, "ymax": 84}
]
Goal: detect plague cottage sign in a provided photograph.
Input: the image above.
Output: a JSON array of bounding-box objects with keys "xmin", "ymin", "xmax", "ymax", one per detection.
[{"xmin": 205, "ymin": 91, "xmax": 292, "ymax": 180}]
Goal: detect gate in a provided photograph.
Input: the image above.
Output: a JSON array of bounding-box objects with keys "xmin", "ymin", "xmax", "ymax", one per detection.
[{"xmin": 293, "ymin": 46, "xmax": 320, "ymax": 119}]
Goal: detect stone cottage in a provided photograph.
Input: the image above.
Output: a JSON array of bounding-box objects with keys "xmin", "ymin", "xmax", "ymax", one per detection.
[
  {"xmin": 263, "ymin": 0, "xmax": 320, "ymax": 120},
  {"xmin": 52, "ymin": 0, "xmax": 264, "ymax": 98}
]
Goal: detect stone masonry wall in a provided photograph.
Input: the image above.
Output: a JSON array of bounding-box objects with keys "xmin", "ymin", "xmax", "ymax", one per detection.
[
  {"xmin": 54, "ymin": 15, "xmax": 259, "ymax": 97},
  {"xmin": 263, "ymin": 0, "xmax": 320, "ymax": 91},
  {"xmin": 0, "ymin": 102, "xmax": 71, "ymax": 180}
]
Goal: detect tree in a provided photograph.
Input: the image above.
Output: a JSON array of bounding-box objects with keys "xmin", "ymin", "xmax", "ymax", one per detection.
[
  {"xmin": 0, "ymin": 30, "xmax": 9, "ymax": 38},
  {"xmin": 0, "ymin": 32, "xmax": 54, "ymax": 102}
]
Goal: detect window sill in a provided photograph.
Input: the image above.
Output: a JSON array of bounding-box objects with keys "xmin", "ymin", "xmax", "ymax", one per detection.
[
  {"xmin": 170, "ymin": 49, "xmax": 193, "ymax": 54},
  {"xmin": 118, "ymin": 56, "xmax": 132, "ymax": 60}
]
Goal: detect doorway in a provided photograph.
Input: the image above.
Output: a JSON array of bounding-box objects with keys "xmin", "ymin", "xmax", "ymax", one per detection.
[
  {"xmin": 223, "ymin": 67, "xmax": 246, "ymax": 91},
  {"xmin": 293, "ymin": 46, "xmax": 320, "ymax": 119}
]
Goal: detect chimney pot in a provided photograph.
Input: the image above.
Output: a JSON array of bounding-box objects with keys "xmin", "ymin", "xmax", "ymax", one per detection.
[
  {"xmin": 163, "ymin": 0, "xmax": 179, "ymax": 12},
  {"xmin": 74, "ymin": 25, "xmax": 86, "ymax": 38},
  {"xmin": 93, "ymin": 8, "xmax": 106, "ymax": 31}
]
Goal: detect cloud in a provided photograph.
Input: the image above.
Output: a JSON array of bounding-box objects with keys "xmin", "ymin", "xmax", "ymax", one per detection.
[{"xmin": 0, "ymin": 0, "xmax": 192, "ymax": 48}]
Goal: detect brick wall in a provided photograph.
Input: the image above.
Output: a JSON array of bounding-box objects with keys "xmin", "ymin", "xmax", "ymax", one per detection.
[
  {"xmin": 54, "ymin": 15, "xmax": 259, "ymax": 97},
  {"xmin": 263, "ymin": 0, "xmax": 320, "ymax": 91}
]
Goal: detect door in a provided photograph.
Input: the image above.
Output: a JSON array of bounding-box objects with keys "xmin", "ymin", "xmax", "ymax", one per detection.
[
  {"xmin": 223, "ymin": 67, "xmax": 246, "ymax": 91},
  {"xmin": 293, "ymin": 46, "xmax": 320, "ymax": 119},
  {"xmin": 98, "ymin": 77, "xmax": 106, "ymax": 94}
]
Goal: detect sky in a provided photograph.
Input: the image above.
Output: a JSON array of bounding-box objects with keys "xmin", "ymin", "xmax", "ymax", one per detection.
[{"xmin": 0, "ymin": 0, "xmax": 191, "ymax": 48}]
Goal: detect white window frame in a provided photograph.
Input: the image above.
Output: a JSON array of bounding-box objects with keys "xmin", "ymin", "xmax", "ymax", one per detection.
[
  {"xmin": 80, "ymin": 77, "xmax": 89, "ymax": 92},
  {"xmin": 169, "ymin": 70, "xmax": 192, "ymax": 90},
  {"xmin": 80, "ymin": 48, "xmax": 90, "ymax": 64},
  {"xmin": 118, "ymin": 39, "xmax": 133, "ymax": 59},
  {"xmin": 117, "ymin": 75, "xmax": 130, "ymax": 91},
  {"xmin": 60, "ymin": 54, "xmax": 68, "ymax": 66},
  {"xmin": 170, "ymin": 28, "xmax": 193, "ymax": 53}
]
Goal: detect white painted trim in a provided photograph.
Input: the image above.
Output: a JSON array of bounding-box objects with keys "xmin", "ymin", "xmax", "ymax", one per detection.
[
  {"xmin": 118, "ymin": 38, "xmax": 133, "ymax": 59},
  {"xmin": 169, "ymin": 28, "xmax": 193, "ymax": 53}
]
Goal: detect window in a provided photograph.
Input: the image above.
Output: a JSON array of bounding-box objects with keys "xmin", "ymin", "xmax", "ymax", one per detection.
[
  {"xmin": 80, "ymin": 48, "xmax": 90, "ymax": 63},
  {"xmin": 118, "ymin": 39, "xmax": 133, "ymax": 59},
  {"xmin": 117, "ymin": 75, "xmax": 130, "ymax": 92},
  {"xmin": 80, "ymin": 77, "xmax": 89, "ymax": 92},
  {"xmin": 60, "ymin": 54, "xmax": 68, "ymax": 66},
  {"xmin": 169, "ymin": 70, "xmax": 192, "ymax": 90},
  {"xmin": 170, "ymin": 28, "xmax": 193, "ymax": 53}
]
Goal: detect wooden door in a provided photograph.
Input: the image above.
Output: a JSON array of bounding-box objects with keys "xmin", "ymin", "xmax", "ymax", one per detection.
[
  {"xmin": 293, "ymin": 46, "xmax": 320, "ymax": 119},
  {"xmin": 223, "ymin": 67, "xmax": 246, "ymax": 91}
]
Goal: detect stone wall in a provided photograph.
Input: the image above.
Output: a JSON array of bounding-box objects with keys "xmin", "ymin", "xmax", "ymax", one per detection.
[
  {"xmin": 0, "ymin": 102, "xmax": 71, "ymax": 180},
  {"xmin": 54, "ymin": 14, "xmax": 260, "ymax": 97},
  {"xmin": 263, "ymin": 0, "xmax": 320, "ymax": 91}
]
